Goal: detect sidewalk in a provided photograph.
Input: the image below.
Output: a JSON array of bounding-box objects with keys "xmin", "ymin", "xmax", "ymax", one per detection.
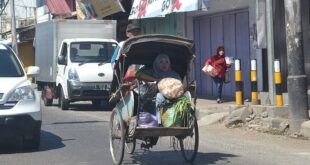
[
  {"xmin": 195, "ymin": 97, "xmax": 310, "ymax": 138},
  {"xmin": 196, "ymin": 98, "xmax": 237, "ymax": 126}
]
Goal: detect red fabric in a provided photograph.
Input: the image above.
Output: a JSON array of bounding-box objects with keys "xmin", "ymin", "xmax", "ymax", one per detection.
[
  {"xmin": 47, "ymin": 0, "xmax": 73, "ymax": 14},
  {"xmin": 205, "ymin": 55, "xmax": 231, "ymax": 79}
]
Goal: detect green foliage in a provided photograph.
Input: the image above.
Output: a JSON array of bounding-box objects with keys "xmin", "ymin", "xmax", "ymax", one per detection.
[{"xmin": 161, "ymin": 95, "xmax": 192, "ymax": 127}]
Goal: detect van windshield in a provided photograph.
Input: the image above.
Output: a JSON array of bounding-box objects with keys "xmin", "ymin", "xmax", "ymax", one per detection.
[
  {"xmin": 0, "ymin": 46, "xmax": 24, "ymax": 77},
  {"xmin": 70, "ymin": 42, "xmax": 117, "ymax": 63}
]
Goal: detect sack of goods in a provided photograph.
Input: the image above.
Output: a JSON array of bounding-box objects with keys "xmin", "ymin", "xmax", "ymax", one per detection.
[
  {"xmin": 138, "ymin": 112, "xmax": 158, "ymax": 128},
  {"xmin": 158, "ymin": 78, "xmax": 184, "ymax": 99},
  {"xmin": 202, "ymin": 64, "xmax": 219, "ymax": 77},
  {"xmin": 160, "ymin": 95, "xmax": 191, "ymax": 127}
]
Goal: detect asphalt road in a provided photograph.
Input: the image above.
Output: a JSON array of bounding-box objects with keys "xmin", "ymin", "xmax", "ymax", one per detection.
[{"xmin": 0, "ymin": 100, "xmax": 310, "ymax": 165}]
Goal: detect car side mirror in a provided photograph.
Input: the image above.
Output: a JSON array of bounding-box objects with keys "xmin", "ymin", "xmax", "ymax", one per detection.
[
  {"xmin": 27, "ymin": 66, "xmax": 40, "ymax": 77},
  {"xmin": 58, "ymin": 56, "xmax": 67, "ymax": 65}
]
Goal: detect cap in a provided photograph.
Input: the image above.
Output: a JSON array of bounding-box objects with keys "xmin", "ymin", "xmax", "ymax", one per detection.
[{"xmin": 126, "ymin": 23, "xmax": 141, "ymax": 32}]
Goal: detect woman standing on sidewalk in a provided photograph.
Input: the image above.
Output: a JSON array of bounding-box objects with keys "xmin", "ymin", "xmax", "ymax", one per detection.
[{"xmin": 205, "ymin": 46, "xmax": 231, "ymax": 103}]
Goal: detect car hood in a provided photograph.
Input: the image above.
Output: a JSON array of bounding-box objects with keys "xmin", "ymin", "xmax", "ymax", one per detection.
[{"xmin": 0, "ymin": 77, "xmax": 29, "ymax": 94}]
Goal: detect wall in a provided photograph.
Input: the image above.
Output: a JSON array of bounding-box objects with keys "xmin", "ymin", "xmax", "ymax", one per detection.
[
  {"xmin": 193, "ymin": 10, "xmax": 250, "ymax": 99},
  {"xmin": 184, "ymin": 0, "xmax": 249, "ymax": 40},
  {"xmin": 18, "ymin": 42, "xmax": 35, "ymax": 67},
  {"xmin": 140, "ymin": 13, "xmax": 178, "ymax": 35}
]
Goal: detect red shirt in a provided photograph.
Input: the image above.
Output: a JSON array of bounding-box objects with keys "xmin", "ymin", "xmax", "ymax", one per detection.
[{"xmin": 205, "ymin": 55, "xmax": 231, "ymax": 79}]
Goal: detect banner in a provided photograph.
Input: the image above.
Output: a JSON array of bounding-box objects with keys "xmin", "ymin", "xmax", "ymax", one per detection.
[
  {"xmin": 77, "ymin": 0, "xmax": 125, "ymax": 20},
  {"xmin": 129, "ymin": 0, "xmax": 208, "ymax": 20}
]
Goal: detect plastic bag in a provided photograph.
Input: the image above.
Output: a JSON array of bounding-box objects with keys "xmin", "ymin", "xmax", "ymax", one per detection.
[
  {"xmin": 224, "ymin": 70, "xmax": 230, "ymax": 84},
  {"xmin": 138, "ymin": 112, "xmax": 158, "ymax": 128},
  {"xmin": 160, "ymin": 95, "xmax": 191, "ymax": 127}
]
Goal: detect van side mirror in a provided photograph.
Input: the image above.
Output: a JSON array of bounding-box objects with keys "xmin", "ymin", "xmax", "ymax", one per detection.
[
  {"xmin": 27, "ymin": 66, "xmax": 40, "ymax": 77},
  {"xmin": 58, "ymin": 56, "xmax": 67, "ymax": 65}
]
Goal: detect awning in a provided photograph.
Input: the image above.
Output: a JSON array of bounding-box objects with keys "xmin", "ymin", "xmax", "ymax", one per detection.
[
  {"xmin": 46, "ymin": 0, "xmax": 73, "ymax": 14},
  {"xmin": 129, "ymin": 0, "xmax": 209, "ymax": 20}
]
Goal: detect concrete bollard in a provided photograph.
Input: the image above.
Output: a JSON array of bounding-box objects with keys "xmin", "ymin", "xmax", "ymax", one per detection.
[
  {"xmin": 274, "ymin": 59, "xmax": 283, "ymax": 107},
  {"xmin": 251, "ymin": 59, "xmax": 258, "ymax": 104},
  {"xmin": 235, "ymin": 59, "xmax": 243, "ymax": 105}
]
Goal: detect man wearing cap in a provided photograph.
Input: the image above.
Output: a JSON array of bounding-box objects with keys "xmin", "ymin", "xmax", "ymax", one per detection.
[
  {"xmin": 111, "ymin": 23, "xmax": 141, "ymax": 65},
  {"xmin": 109, "ymin": 23, "xmax": 141, "ymax": 99}
]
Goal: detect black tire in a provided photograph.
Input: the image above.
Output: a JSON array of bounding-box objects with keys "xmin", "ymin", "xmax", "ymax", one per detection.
[
  {"xmin": 59, "ymin": 88, "xmax": 69, "ymax": 110},
  {"xmin": 125, "ymin": 138, "xmax": 136, "ymax": 154},
  {"xmin": 42, "ymin": 87, "xmax": 53, "ymax": 106},
  {"xmin": 109, "ymin": 108, "xmax": 125, "ymax": 165},
  {"xmin": 92, "ymin": 100, "xmax": 101, "ymax": 107},
  {"xmin": 23, "ymin": 129, "xmax": 41, "ymax": 150},
  {"xmin": 179, "ymin": 115, "xmax": 199, "ymax": 163}
]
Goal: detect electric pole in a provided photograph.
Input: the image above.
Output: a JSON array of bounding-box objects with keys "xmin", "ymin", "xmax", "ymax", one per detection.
[
  {"xmin": 266, "ymin": 0, "xmax": 275, "ymax": 105},
  {"xmin": 10, "ymin": 0, "xmax": 18, "ymax": 54},
  {"xmin": 284, "ymin": 0, "xmax": 309, "ymax": 132}
]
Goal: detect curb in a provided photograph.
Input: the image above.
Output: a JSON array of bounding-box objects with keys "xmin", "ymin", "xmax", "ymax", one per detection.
[{"xmin": 301, "ymin": 121, "xmax": 310, "ymax": 138}]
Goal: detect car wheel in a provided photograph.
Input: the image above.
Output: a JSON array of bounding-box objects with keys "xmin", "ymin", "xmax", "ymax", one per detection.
[
  {"xmin": 23, "ymin": 129, "xmax": 41, "ymax": 150},
  {"xmin": 92, "ymin": 100, "xmax": 101, "ymax": 107},
  {"xmin": 59, "ymin": 88, "xmax": 69, "ymax": 110}
]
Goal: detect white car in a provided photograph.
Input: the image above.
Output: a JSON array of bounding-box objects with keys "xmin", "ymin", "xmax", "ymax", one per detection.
[{"xmin": 0, "ymin": 43, "xmax": 41, "ymax": 150}]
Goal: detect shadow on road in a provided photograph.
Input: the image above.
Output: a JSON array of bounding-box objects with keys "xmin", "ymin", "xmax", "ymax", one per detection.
[
  {"xmin": 0, "ymin": 130, "xmax": 65, "ymax": 154},
  {"xmin": 53, "ymin": 102, "xmax": 113, "ymax": 112},
  {"xmin": 124, "ymin": 151, "xmax": 238, "ymax": 165},
  {"xmin": 50, "ymin": 120, "xmax": 107, "ymax": 125}
]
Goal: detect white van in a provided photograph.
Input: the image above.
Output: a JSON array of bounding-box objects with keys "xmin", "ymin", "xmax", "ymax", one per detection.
[{"xmin": 0, "ymin": 43, "xmax": 41, "ymax": 150}]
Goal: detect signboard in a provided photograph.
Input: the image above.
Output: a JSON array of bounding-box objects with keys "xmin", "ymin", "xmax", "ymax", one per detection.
[
  {"xmin": 129, "ymin": 0, "xmax": 207, "ymax": 19},
  {"xmin": 76, "ymin": 0, "xmax": 125, "ymax": 20}
]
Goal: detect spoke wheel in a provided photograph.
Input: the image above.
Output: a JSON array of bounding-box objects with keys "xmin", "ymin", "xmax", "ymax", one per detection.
[
  {"xmin": 125, "ymin": 138, "xmax": 136, "ymax": 154},
  {"xmin": 109, "ymin": 108, "xmax": 125, "ymax": 165},
  {"xmin": 179, "ymin": 115, "xmax": 199, "ymax": 163}
]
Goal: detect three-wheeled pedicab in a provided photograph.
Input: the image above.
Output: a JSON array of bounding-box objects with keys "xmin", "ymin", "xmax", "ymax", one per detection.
[{"xmin": 109, "ymin": 34, "xmax": 199, "ymax": 165}]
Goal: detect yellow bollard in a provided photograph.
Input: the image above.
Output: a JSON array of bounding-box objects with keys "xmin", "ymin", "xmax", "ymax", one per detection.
[
  {"xmin": 251, "ymin": 60, "xmax": 258, "ymax": 102},
  {"xmin": 274, "ymin": 59, "xmax": 283, "ymax": 107},
  {"xmin": 235, "ymin": 59, "xmax": 243, "ymax": 105}
]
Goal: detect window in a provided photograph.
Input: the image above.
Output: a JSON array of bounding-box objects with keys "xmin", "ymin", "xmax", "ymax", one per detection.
[
  {"xmin": 70, "ymin": 42, "xmax": 117, "ymax": 63},
  {"xmin": 0, "ymin": 46, "xmax": 24, "ymax": 77}
]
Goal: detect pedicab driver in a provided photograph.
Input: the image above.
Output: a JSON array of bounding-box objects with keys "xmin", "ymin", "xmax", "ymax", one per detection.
[{"xmin": 111, "ymin": 23, "xmax": 141, "ymax": 66}]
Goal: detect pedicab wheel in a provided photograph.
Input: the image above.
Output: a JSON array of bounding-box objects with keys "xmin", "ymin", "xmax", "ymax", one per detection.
[
  {"xmin": 179, "ymin": 116, "xmax": 199, "ymax": 163},
  {"xmin": 109, "ymin": 108, "xmax": 125, "ymax": 165},
  {"xmin": 125, "ymin": 138, "xmax": 136, "ymax": 154}
]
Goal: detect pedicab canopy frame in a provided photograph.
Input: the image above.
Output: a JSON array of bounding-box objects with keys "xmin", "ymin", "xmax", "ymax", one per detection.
[{"xmin": 113, "ymin": 34, "xmax": 196, "ymax": 87}]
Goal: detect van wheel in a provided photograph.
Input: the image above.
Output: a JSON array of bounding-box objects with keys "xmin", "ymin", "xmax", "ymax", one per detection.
[
  {"xmin": 23, "ymin": 129, "xmax": 40, "ymax": 150},
  {"xmin": 59, "ymin": 88, "xmax": 69, "ymax": 110}
]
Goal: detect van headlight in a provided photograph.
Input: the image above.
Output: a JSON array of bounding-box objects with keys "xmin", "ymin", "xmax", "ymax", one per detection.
[
  {"xmin": 7, "ymin": 85, "xmax": 35, "ymax": 102},
  {"xmin": 68, "ymin": 69, "xmax": 80, "ymax": 81}
]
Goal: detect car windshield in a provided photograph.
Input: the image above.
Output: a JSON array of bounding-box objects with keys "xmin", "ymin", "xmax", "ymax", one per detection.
[
  {"xmin": 0, "ymin": 45, "xmax": 24, "ymax": 77},
  {"xmin": 70, "ymin": 42, "xmax": 117, "ymax": 63}
]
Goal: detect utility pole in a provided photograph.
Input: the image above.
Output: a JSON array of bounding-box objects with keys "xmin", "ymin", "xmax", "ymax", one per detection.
[
  {"xmin": 10, "ymin": 0, "xmax": 18, "ymax": 54},
  {"xmin": 284, "ymin": 0, "xmax": 309, "ymax": 132},
  {"xmin": 266, "ymin": 0, "xmax": 275, "ymax": 105}
]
